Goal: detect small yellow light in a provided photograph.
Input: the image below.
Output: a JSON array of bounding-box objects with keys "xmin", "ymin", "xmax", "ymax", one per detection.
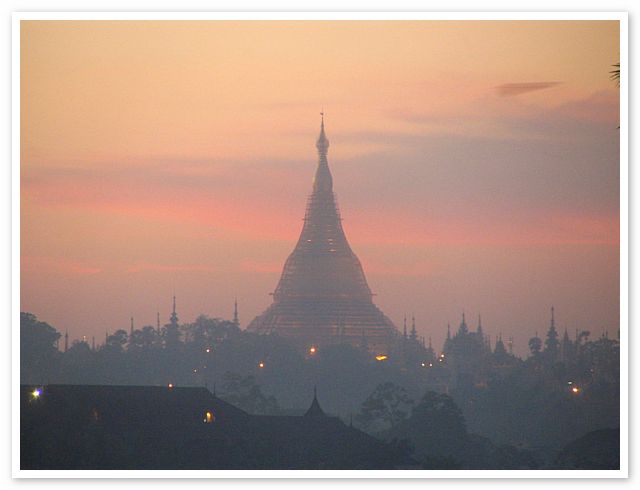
[
  {"xmin": 204, "ymin": 411, "xmax": 214, "ymax": 423},
  {"xmin": 32, "ymin": 388, "xmax": 41, "ymax": 399},
  {"xmin": 168, "ymin": 383, "xmax": 174, "ymax": 389},
  {"xmin": 258, "ymin": 362, "xmax": 265, "ymax": 369},
  {"xmin": 309, "ymin": 346, "xmax": 316, "ymax": 354},
  {"xmin": 206, "ymin": 348, "xmax": 211, "ymax": 353},
  {"xmin": 572, "ymin": 386, "xmax": 580, "ymax": 394},
  {"xmin": 375, "ymin": 355, "xmax": 388, "ymax": 361},
  {"xmin": 421, "ymin": 362, "xmax": 426, "ymax": 367}
]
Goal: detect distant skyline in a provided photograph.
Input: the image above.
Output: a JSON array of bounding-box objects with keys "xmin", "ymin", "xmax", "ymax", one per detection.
[{"xmin": 21, "ymin": 20, "xmax": 620, "ymax": 356}]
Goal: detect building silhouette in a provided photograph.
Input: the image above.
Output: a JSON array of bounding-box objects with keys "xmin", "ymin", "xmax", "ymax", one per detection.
[
  {"xmin": 21, "ymin": 384, "xmax": 414, "ymax": 469},
  {"xmin": 247, "ymin": 116, "xmax": 398, "ymax": 355}
]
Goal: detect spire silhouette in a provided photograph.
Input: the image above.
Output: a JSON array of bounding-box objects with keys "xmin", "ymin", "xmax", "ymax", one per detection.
[
  {"xmin": 312, "ymin": 111, "xmax": 333, "ymax": 194},
  {"xmin": 247, "ymin": 117, "xmax": 397, "ymax": 353},
  {"xmin": 459, "ymin": 311, "xmax": 468, "ymax": 334},
  {"xmin": 305, "ymin": 385, "xmax": 326, "ymax": 417},
  {"xmin": 170, "ymin": 295, "xmax": 178, "ymax": 326},
  {"xmin": 233, "ymin": 297, "xmax": 239, "ymax": 326}
]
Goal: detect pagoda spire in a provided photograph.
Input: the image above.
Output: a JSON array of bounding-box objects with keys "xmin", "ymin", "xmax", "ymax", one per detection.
[
  {"xmin": 317, "ymin": 111, "xmax": 329, "ymax": 157},
  {"xmin": 410, "ymin": 315, "xmax": 417, "ymax": 340},
  {"xmin": 157, "ymin": 311, "xmax": 161, "ymax": 333},
  {"xmin": 313, "ymin": 113, "xmax": 333, "ymax": 193},
  {"xmin": 130, "ymin": 316, "xmax": 134, "ymax": 337},
  {"xmin": 64, "ymin": 331, "xmax": 69, "ymax": 352},
  {"xmin": 403, "ymin": 314, "xmax": 407, "ymax": 339},
  {"xmin": 170, "ymin": 295, "xmax": 178, "ymax": 326},
  {"xmin": 233, "ymin": 297, "xmax": 239, "ymax": 326},
  {"xmin": 477, "ymin": 314, "xmax": 483, "ymax": 335},
  {"xmin": 246, "ymin": 116, "xmax": 398, "ymax": 352},
  {"xmin": 459, "ymin": 311, "xmax": 468, "ymax": 334}
]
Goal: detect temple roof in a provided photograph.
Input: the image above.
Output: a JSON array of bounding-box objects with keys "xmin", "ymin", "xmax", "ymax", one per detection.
[{"xmin": 304, "ymin": 387, "xmax": 326, "ymax": 417}]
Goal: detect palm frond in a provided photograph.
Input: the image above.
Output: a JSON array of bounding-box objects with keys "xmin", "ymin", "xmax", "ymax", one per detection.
[{"xmin": 610, "ymin": 62, "xmax": 620, "ymax": 86}]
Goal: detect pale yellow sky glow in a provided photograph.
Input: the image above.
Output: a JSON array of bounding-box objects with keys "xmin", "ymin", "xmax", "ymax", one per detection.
[{"xmin": 21, "ymin": 20, "xmax": 620, "ymax": 355}]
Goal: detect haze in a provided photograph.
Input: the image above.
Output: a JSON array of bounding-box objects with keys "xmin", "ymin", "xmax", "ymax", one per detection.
[{"xmin": 21, "ymin": 20, "xmax": 620, "ymax": 356}]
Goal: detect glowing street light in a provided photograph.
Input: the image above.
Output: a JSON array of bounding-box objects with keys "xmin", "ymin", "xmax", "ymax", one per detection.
[
  {"xmin": 309, "ymin": 346, "xmax": 317, "ymax": 354},
  {"xmin": 571, "ymin": 386, "xmax": 580, "ymax": 394},
  {"xmin": 168, "ymin": 383, "xmax": 174, "ymax": 389},
  {"xmin": 206, "ymin": 348, "xmax": 211, "ymax": 353},
  {"xmin": 258, "ymin": 362, "xmax": 265, "ymax": 369},
  {"xmin": 375, "ymin": 355, "xmax": 388, "ymax": 361},
  {"xmin": 31, "ymin": 388, "xmax": 41, "ymax": 399}
]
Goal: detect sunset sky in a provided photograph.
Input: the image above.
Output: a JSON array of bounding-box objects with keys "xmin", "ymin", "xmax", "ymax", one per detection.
[{"xmin": 21, "ymin": 20, "xmax": 620, "ymax": 356}]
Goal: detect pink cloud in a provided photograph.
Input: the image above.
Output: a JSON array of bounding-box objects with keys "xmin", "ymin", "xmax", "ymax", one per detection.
[
  {"xmin": 22, "ymin": 256, "xmax": 103, "ymax": 276},
  {"xmin": 124, "ymin": 262, "xmax": 218, "ymax": 274}
]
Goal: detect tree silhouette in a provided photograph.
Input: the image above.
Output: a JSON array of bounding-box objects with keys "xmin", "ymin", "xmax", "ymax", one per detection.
[
  {"xmin": 528, "ymin": 336, "xmax": 542, "ymax": 357},
  {"xmin": 356, "ymin": 382, "xmax": 414, "ymax": 432},
  {"xmin": 389, "ymin": 391, "xmax": 467, "ymax": 463},
  {"xmin": 20, "ymin": 312, "xmax": 61, "ymax": 383},
  {"xmin": 219, "ymin": 372, "xmax": 280, "ymax": 415}
]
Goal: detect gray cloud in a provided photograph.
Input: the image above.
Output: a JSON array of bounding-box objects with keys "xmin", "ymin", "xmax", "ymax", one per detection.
[{"xmin": 496, "ymin": 82, "xmax": 562, "ymax": 97}]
